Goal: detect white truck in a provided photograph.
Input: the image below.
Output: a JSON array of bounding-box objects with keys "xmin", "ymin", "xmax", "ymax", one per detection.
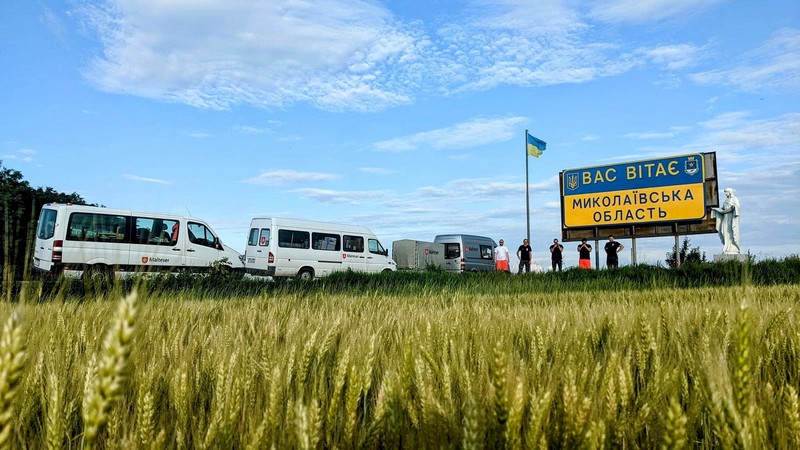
[
  {"xmin": 33, "ymin": 204, "xmax": 244, "ymax": 277},
  {"xmin": 244, "ymin": 217, "xmax": 396, "ymax": 279},
  {"xmin": 391, "ymin": 239, "xmax": 445, "ymax": 270}
]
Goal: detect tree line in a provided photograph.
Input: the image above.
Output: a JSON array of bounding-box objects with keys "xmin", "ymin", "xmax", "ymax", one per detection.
[{"xmin": 1, "ymin": 161, "xmax": 90, "ymax": 287}]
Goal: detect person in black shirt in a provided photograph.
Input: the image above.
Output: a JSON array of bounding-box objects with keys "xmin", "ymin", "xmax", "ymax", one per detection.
[
  {"xmin": 578, "ymin": 238, "xmax": 592, "ymax": 269},
  {"xmin": 604, "ymin": 235, "xmax": 624, "ymax": 268},
  {"xmin": 549, "ymin": 238, "xmax": 564, "ymax": 271},
  {"xmin": 517, "ymin": 239, "xmax": 532, "ymax": 273}
]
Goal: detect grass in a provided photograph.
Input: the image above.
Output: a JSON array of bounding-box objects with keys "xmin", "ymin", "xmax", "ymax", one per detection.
[{"xmin": 0, "ymin": 280, "xmax": 797, "ymax": 448}]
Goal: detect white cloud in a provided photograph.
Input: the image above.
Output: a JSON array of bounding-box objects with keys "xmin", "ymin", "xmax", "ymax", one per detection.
[
  {"xmin": 589, "ymin": 0, "xmax": 724, "ymax": 24},
  {"xmin": 236, "ymin": 125, "xmax": 269, "ymax": 135},
  {"xmin": 694, "ymin": 111, "xmax": 800, "ymax": 155},
  {"xmin": 293, "ymin": 188, "xmax": 391, "ymax": 204},
  {"xmin": 359, "ymin": 167, "xmax": 397, "ymax": 175},
  {"xmin": 123, "ymin": 174, "xmax": 171, "ymax": 185},
  {"xmin": 75, "ymin": 0, "xmax": 698, "ymax": 111},
  {"xmin": 79, "ymin": 0, "xmax": 418, "ymax": 111},
  {"xmin": 184, "ymin": 131, "xmax": 211, "ymax": 139},
  {"xmin": 640, "ymin": 44, "xmax": 702, "ymax": 70},
  {"xmin": 624, "ymin": 126, "xmax": 690, "ymax": 140},
  {"xmin": 414, "ymin": 176, "xmax": 555, "ymax": 201},
  {"xmin": 373, "ymin": 116, "xmax": 525, "ymax": 152},
  {"xmin": 2, "ymin": 149, "xmax": 37, "ymax": 163},
  {"xmin": 243, "ymin": 169, "xmax": 338, "ymax": 186},
  {"xmin": 690, "ymin": 28, "xmax": 800, "ymax": 92}
]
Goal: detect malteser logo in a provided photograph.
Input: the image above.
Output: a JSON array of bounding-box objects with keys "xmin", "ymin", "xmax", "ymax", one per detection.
[{"xmin": 142, "ymin": 256, "xmax": 170, "ymax": 264}]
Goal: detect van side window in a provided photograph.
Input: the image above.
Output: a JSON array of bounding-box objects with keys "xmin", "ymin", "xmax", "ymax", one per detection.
[
  {"xmin": 188, "ymin": 222, "xmax": 217, "ymax": 248},
  {"xmin": 480, "ymin": 245, "xmax": 493, "ymax": 259},
  {"xmin": 37, "ymin": 209, "xmax": 58, "ymax": 240},
  {"xmin": 312, "ymin": 233, "xmax": 340, "ymax": 251},
  {"xmin": 134, "ymin": 217, "xmax": 179, "ymax": 246},
  {"xmin": 278, "ymin": 229, "xmax": 309, "ymax": 249},
  {"xmin": 368, "ymin": 239, "xmax": 386, "ymax": 255},
  {"xmin": 445, "ymin": 243, "xmax": 460, "ymax": 259},
  {"xmin": 248, "ymin": 228, "xmax": 259, "ymax": 246},
  {"xmin": 259, "ymin": 228, "xmax": 270, "ymax": 246},
  {"xmin": 67, "ymin": 212, "xmax": 128, "ymax": 243},
  {"xmin": 343, "ymin": 235, "xmax": 364, "ymax": 252}
]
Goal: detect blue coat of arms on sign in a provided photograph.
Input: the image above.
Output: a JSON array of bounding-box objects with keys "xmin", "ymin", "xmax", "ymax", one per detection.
[
  {"xmin": 566, "ymin": 173, "xmax": 579, "ymax": 191},
  {"xmin": 685, "ymin": 156, "xmax": 699, "ymax": 175}
]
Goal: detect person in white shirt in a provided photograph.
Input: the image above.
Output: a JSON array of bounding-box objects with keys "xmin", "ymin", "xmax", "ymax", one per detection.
[{"xmin": 494, "ymin": 239, "xmax": 511, "ymax": 272}]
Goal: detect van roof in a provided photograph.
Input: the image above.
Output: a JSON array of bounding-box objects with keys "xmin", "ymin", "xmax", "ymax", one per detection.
[{"xmin": 434, "ymin": 234, "xmax": 495, "ymax": 241}]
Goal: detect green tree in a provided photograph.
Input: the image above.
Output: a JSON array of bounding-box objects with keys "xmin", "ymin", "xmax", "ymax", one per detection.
[
  {"xmin": 666, "ymin": 236, "xmax": 706, "ymax": 268},
  {"xmin": 1, "ymin": 161, "xmax": 89, "ymax": 292}
]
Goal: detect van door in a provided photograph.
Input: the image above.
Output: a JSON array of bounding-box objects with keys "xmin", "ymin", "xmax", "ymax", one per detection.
[
  {"xmin": 33, "ymin": 207, "xmax": 59, "ymax": 273},
  {"xmin": 342, "ymin": 234, "xmax": 367, "ymax": 272},
  {"xmin": 185, "ymin": 221, "xmax": 223, "ymax": 268},
  {"xmin": 366, "ymin": 238, "xmax": 389, "ymax": 272},
  {"xmin": 131, "ymin": 216, "xmax": 184, "ymax": 270},
  {"xmin": 442, "ymin": 242, "xmax": 462, "ymax": 272},
  {"xmin": 244, "ymin": 225, "xmax": 272, "ymax": 273}
]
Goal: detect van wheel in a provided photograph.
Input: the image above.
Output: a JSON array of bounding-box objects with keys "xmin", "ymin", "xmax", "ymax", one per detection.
[
  {"xmin": 297, "ymin": 268, "xmax": 315, "ymax": 281},
  {"xmin": 83, "ymin": 264, "xmax": 113, "ymax": 287}
]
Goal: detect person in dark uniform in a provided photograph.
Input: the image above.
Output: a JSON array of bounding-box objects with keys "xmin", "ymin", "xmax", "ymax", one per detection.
[
  {"xmin": 517, "ymin": 239, "xmax": 532, "ymax": 273},
  {"xmin": 549, "ymin": 238, "xmax": 564, "ymax": 271},
  {"xmin": 604, "ymin": 235, "xmax": 624, "ymax": 268}
]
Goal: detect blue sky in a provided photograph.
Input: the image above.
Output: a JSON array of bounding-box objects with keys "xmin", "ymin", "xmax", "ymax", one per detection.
[{"xmin": 2, "ymin": 0, "xmax": 799, "ymax": 269}]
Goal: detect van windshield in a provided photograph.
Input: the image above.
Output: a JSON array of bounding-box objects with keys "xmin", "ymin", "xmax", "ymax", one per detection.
[{"xmin": 37, "ymin": 209, "xmax": 57, "ymax": 240}]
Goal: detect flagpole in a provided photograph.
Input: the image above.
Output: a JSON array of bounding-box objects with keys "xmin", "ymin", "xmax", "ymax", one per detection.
[{"xmin": 525, "ymin": 130, "xmax": 530, "ymax": 243}]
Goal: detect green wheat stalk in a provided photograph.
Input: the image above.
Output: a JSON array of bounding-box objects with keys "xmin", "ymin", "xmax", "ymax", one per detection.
[
  {"xmin": 0, "ymin": 312, "xmax": 25, "ymax": 449},
  {"xmin": 82, "ymin": 291, "xmax": 138, "ymax": 449}
]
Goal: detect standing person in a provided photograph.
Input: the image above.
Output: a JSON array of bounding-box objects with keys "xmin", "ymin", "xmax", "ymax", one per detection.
[
  {"xmin": 604, "ymin": 235, "xmax": 624, "ymax": 268},
  {"xmin": 549, "ymin": 238, "xmax": 564, "ymax": 271},
  {"xmin": 517, "ymin": 239, "xmax": 532, "ymax": 274},
  {"xmin": 494, "ymin": 239, "xmax": 510, "ymax": 272},
  {"xmin": 577, "ymin": 238, "xmax": 592, "ymax": 269}
]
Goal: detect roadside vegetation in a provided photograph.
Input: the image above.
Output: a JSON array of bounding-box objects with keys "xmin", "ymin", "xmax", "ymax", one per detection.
[{"xmin": 0, "ymin": 260, "xmax": 797, "ymax": 448}]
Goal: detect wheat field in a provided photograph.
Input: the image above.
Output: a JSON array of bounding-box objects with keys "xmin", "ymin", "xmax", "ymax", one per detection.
[{"xmin": 0, "ymin": 284, "xmax": 798, "ymax": 449}]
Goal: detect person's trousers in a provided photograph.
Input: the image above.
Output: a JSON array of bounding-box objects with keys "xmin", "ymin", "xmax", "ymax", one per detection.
[
  {"xmin": 518, "ymin": 260, "xmax": 530, "ymax": 273},
  {"xmin": 607, "ymin": 257, "xmax": 619, "ymax": 268},
  {"xmin": 551, "ymin": 259, "xmax": 562, "ymax": 271}
]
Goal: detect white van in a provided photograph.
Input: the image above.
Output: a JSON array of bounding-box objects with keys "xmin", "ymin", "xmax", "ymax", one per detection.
[
  {"xmin": 244, "ymin": 217, "xmax": 396, "ymax": 279},
  {"xmin": 33, "ymin": 204, "xmax": 244, "ymax": 277},
  {"xmin": 433, "ymin": 234, "xmax": 497, "ymax": 273}
]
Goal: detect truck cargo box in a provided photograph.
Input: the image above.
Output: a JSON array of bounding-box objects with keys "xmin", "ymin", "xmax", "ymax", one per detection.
[{"xmin": 392, "ymin": 240, "xmax": 445, "ymax": 270}]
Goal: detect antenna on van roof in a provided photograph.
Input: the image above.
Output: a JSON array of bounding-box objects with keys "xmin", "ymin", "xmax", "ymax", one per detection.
[{"xmin": 185, "ymin": 206, "xmax": 192, "ymax": 217}]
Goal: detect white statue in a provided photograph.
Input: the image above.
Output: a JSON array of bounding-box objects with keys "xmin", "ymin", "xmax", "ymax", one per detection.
[{"xmin": 711, "ymin": 187, "xmax": 740, "ymax": 254}]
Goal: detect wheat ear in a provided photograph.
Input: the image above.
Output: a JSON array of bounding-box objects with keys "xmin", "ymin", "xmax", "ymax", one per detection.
[
  {"xmin": 82, "ymin": 291, "xmax": 138, "ymax": 449},
  {"xmin": 0, "ymin": 312, "xmax": 25, "ymax": 449},
  {"xmin": 785, "ymin": 385, "xmax": 800, "ymax": 447}
]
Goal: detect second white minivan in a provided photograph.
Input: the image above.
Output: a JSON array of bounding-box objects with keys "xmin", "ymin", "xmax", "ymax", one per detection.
[{"xmin": 244, "ymin": 217, "xmax": 396, "ymax": 279}]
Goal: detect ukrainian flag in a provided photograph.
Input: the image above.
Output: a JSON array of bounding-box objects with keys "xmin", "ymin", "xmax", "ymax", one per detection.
[{"xmin": 527, "ymin": 133, "xmax": 546, "ymax": 158}]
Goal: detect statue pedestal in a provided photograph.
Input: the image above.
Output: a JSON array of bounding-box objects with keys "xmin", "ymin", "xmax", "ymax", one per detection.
[{"xmin": 713, "ymin": 253, "xmax": 748, "ymax": 263}]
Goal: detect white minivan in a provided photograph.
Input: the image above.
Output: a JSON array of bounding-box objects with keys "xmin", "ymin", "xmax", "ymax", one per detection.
[
  {"xmin": 33, "ymin": 204, "xmax": 244, "ymax": 277},
  {"xmin": 244, "ymin": 217, "xmax": 396, "ymax": 279}
]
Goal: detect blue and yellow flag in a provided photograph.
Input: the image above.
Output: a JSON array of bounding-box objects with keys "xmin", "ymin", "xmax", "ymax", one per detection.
[{"xmin": 527, "ymin": 133, "xmax": 546, "ymax": 158}]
